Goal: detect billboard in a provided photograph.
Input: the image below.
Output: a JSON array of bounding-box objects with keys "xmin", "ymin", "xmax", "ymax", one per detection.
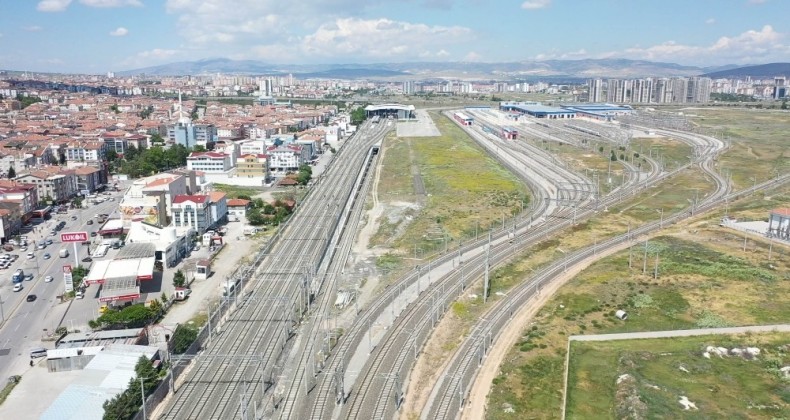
[
  {"xmin": 120, "ymin": 204, "xmax": 160, "ymax": 225},
  {"xmin": 63, "ymin": 265, "xmax": 74, "ymax": 293}
]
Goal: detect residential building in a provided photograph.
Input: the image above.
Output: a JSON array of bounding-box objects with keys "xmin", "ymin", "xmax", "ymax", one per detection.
[
  {"xmin": 588, "ymin": 79, "xmax": 603, "ymax": 102},
  {"xmin": 64, "ymin": 141, "xmax": 106, "ymax": 163},
  {"xmin": 167, "ymin": 122, "xmax": 217, "ymax": 148},
  {"xmin": 74, "ymin": 166, "xmax": 102, "ymax": 194},
  {"xmin": 186, "ymin": 151, "xmax": 232, "ymax": 173},
  {"xmin": 266, "ymin": 144, "xmax": 308, "ymax": 174},
  {"xmin": 15, "ymin": 170, "xmax": 75, "ymax": 203},
  {"xmin": 171, "ymin": 195, "xmax": 211, "ymax": 234},
  {"xmin": 208, "ymin": 191, "xmax": 228, "ymax": 226},
  {"xmin": 239, "ymin": 140, "xmax": 267, "ymax": 155},
  {"xmin": 0, "ymin": 204, "xmax": 23, "ymax": 240},
  {"xmin": 236, "ymin": 154, "xmax": 269, "ymax": 178},
  {"xmin": 226, "ymin": 198, "xmax": 250, "ymax": 219},
  {"xmin": 0, "ymin": 181, "xmax": 39, "ymax": 218}
]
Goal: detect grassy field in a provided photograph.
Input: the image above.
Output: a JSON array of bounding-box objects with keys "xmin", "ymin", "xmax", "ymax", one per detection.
[
  {"xmin": 212, "ymin": 183, "xmax": 263, "ymax": 198},
  {"xmin": 630, "ymin": 136, "xmax": 694, "ymax": 170},
  {"xmin": 567, "ymin": 333, "xmax": 790, "ymax": 419},
  {"xmin": 680, "ymin": 107, "xmax": 790, "ymax": 189},
  {"xmin": 371, "ymin": 111, "xmax": 529, "ymax": 256},
  {"xmin": 487, "ymin": 220, "xmax": 790, "ymax": 419},
  {"xmin": 609, "ymin": 168, "xmax": 716, "ymax": 223}
]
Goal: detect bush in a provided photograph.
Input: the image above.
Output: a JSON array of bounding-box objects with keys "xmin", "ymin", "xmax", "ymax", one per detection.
[
  {"xmin": 172, "ymin": 324, "xmax": 199, "ymax": 354},
  {"xmin": 91, "ymin": 304, "xmax": 158, "ymax": 330}
]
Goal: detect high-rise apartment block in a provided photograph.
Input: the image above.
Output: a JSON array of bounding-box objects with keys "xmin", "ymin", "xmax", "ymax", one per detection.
[{"xmin": 591, "ymin": 76, "xmax": 711, "ymax": 104}]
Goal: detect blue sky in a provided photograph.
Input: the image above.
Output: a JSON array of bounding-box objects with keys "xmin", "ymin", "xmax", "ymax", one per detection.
[{"xmin": 0, "ymin": 0, "xmax": 788, "ymax": 73}]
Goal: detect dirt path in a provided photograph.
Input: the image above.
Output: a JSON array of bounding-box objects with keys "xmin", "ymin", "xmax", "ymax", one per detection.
[{"xmin": 461, "ymin": 238, "xmax": 636, "ymax": 420}]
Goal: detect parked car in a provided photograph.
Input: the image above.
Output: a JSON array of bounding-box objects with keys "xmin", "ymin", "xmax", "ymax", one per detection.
[{"xmin": 90, "ymin": 232, "xmax": 97, "ymax": 237}]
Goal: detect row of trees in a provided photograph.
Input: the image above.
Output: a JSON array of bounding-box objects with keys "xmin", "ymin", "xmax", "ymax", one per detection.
[
  {"xmin": 107, "ymin": 144, "xmax": 194, "ymax": 178},
  {"xmin": 102, "ymin": 356, "xmax": 159, "ymax": 420},
  {"xmin": 88, "ymin": 304, "xmax": 160, "ymax": 330}
]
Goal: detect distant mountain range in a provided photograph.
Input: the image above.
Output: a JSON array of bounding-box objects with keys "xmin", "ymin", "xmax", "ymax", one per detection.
[
  {"xmin": 115, "ymin": 58, "xmax": 789, "ymax": 81},
  {"xmin": 702, "ymin": 62, "xmax": 790, "ymax": 79}
]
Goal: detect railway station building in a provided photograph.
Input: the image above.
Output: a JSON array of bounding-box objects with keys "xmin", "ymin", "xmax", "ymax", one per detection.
[{"xmin": 364, "ymin": 103, "xmax": 415, "ymax": 120}]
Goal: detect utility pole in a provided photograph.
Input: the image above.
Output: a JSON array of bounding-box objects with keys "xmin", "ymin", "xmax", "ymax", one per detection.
[
  {"xmin": 483, "ymin": 233, "xmax": 491, "ymax": 304},
  {"xmin": 653, "ymin": 250, "xmax": 659, "ymax": 279},
  {"xmin": 642, "ymin": 240, "xmax": 648, "ymax": 275}
]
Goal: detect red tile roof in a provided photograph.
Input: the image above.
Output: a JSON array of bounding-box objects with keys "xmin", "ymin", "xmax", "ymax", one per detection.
[
  {"xmin": 173, "ymin": 195, "xmax": 209, "ymax": 204},
  {"xmin": 227, "ymin": 199, "xmax": 250, "ymax": 207},
  {"xmin": 772, "ymin": 208, "xmax": 790, "ymax": 217}
]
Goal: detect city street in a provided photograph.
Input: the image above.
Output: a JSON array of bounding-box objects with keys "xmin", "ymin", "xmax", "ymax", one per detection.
[{"xmin": 0, "ymin": 191, "xmax": 124, "ymax": 383}]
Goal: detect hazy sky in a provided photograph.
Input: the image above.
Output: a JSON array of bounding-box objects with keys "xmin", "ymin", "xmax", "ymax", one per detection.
[{"xmin": 1, "ymin": 0, "xmax": 788, "ymax": 73}]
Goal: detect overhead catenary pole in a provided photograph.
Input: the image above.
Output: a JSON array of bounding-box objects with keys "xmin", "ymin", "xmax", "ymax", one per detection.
[{"xmin": 483, "ymin": 232, "xmax": 491, "ymax": 303}]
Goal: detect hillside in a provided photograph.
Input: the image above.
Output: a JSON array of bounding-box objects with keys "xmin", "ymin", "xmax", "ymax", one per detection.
[{"xmin": 702, "ymin": 62, "xmax": 790, "ymax": 79}]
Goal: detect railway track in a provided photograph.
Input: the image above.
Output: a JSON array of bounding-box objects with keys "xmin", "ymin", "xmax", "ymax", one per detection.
[
  {"xmin": 423, "ymin": 125, "xmax": 731, "ymax": 419},
  {"xmin": 157, "ymin": 121, "xmax": 390, "ymax": 419}
]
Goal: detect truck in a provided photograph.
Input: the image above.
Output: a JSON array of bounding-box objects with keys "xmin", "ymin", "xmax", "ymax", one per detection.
[
  {"xmin": 11, "ymin": 269, "xmax": 24, "ymax": 284},
  {"xmin": 59, "ymin": 249, "xmax": 69, "ymax": 258}
]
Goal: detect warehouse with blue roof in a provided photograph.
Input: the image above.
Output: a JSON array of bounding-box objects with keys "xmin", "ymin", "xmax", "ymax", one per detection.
[{"xmin": 499, "ymin": 101, "xmax": 576, "ymax": 119}]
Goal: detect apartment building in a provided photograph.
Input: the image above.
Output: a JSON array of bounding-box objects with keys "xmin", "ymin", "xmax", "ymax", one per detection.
[
  {"xmin": 236, "ymin": 154, "xmax": 268, "ymax": 178},
  {"xmin": 266, "ymin": 144, "xmax": 308, "ymax": 174},
  {"xmin": 171, "ymin": 195, "xmax": 211, "ymax": 234},
  {"xmin": 186, "ymin": 151, "xmax": 232, "ymax": 173},
  {"xmin": 15, "ymin": 170, "xmax": 75, "ymax": 203}
]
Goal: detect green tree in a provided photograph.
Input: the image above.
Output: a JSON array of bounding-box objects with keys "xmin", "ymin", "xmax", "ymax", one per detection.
[
  {"xmin": 160, "ymin": 291, "xmax": 169, "ymax": 304},
  {"xmin": 782, "ymin": 100, "xmax": 788, "ymax": 110},
  {"xmin": 125, "ymin": 144, "xmax": 139, "ymax": 161},
  {"xmin": 7, "ymin": 165, "xmax": 15, "ymax": 179},
  {"xmin": 252, "ymin": 198, "xmax": 264, "ymax": 209},
  {"xmin": 92, "ymin": 304, "xmax": 158, "ymax": 330},
  {"xmin": 105, "ymin": 149, "xmax": 119, "ymax": 162},
  {"xmin": 172, "ymin": 325, "xmax": 198, "ymax": 354},
  {"xmin": 149, "ymin": 133, "xmax": 164, "ymax": 144},
  {"xmin": 350, "ymin": 107, "xmax": 367, "ymax": 125},
  {"xmin": 610, "ymin": 150, "xmax": 617, "ymax": 161},
  {"xmin": 173, "ymin": 270, "xmax": 186, "ymax": 288},
  {"xmin": 246, "ymin": 207, "xmax": 265, "ymax": 225},
  {"xmin": 109, "ymin": 104, "xmax": 120, "ymax": 114}
]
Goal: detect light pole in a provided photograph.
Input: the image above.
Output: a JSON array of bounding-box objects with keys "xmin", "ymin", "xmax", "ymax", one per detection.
[{"xmin": 656, "ymin": 208, "xmax": 664, "ymax": 228}]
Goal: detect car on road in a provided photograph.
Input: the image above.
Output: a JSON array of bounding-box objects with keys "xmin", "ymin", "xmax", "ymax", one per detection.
[
  {"xmin": 71, "ymin": 216, "xmax": 78, "ymax": 221},
  {"xmin": 90, "ymin": 232, "xmax": 97, "ymax": 237},
  {"xmin": 26, "ymin": 294, "xmax": 36, "ymax": 302},
  {"xmin": 87, "ymin": 220, "xmax": 93, "ymax": 225},
  {"xmin": 24, "ymin": 274, "xmax": 33, "ymax": 281},
  {"xmin": 82, "ymin": 257, "xmax": 93, "ymax": 263},
  {"xmin": 44, "ymin": 275, "xmax": 53, "ymax": 283},
  {"xmin": 43, "ymin": 253, "xmax": 51, "ymax": 259},
  {"xmin": 27, "ymin": 252, "xmax": 35, "ymax": 259},
  {"xmin": 13, "ymin": 283, "xmax": 22, "ymax": 292}
]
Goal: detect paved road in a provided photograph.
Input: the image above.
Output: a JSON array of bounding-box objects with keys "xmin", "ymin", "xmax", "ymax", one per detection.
[
  {"xmin": 570, "ymin": 324, "xmax": 790, "ymax": 341},
  {"xmin": 0, "ymin": 191, "xmax": 123, "ymax": 383}
]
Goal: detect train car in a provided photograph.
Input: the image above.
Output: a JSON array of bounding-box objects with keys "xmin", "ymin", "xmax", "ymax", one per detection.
[
  {"xmin": 502, "ymin": 126, "xmax": 518, "ymax": 140},
  {"xmin": 453, "ymin": 112, "xmax": 473, "ymax": 126}
]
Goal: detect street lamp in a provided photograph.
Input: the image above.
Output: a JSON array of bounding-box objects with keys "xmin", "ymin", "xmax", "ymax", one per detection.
[{"xmin": 656, "ymin": 208, "xmax": 664, "ymax": 228}]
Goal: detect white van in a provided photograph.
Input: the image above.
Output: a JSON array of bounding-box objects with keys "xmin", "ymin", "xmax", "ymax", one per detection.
[{"xmin": 30, "ymin": 347, "xmax": 47, "ymax": 358}]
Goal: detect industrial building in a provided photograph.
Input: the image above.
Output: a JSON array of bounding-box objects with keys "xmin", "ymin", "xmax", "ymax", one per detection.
[
  {"xmin": 769, "ymin": 208, "xmax": 790, "ymax": 240},
  {"xmin": 499, "ymin": 101, "xmax": 576, "ymax": 119},
  {"xmin": 561, "ymin": 103, "xmax": 634, "ymax": 121}
]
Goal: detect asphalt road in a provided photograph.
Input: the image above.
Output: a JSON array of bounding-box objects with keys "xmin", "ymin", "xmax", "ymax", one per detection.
[{"xmin": 0, "ymin": 191, "xmax": 124, "ymax": 382}]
